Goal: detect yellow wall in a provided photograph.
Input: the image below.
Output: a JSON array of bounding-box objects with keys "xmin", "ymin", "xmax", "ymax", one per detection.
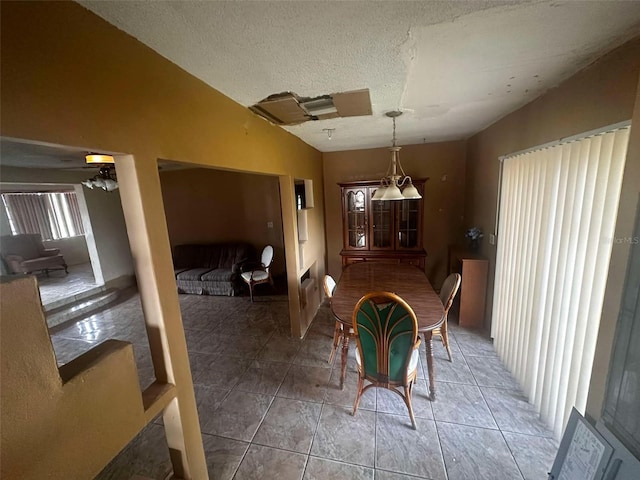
[
  {"xmin": 323, "ymin": 141, "xmax": 467, "ymax": 287},
  {"xmin": 0, "ymin": 276, "xmax": 149, "ymax": 480},
  {"xmin": 464, "ymin": 37, "xmax": 640, "ymax": 420},
  {"xmin": 160, "ymin": 168, "xmax": 286, "ymax": 275},
  {"xmin": 1, "ymin": 1, "xmax": 326, "ymax": 476}
]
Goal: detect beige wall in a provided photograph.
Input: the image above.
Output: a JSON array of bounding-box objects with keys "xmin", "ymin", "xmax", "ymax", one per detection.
[
  {"xmin": 160, "ymin": 168, "xmax": 286, "ymax": 275},
  {"xmin": 323, "ymin": 141, "xmax": 467, "ymax": 287},
  {"xmin": 1, "ymin": 1, "xmax": 326, "ymax": 475},
  {"xmin": 464, "ymin": 37, "xmax": 640, "ymax": 421}
]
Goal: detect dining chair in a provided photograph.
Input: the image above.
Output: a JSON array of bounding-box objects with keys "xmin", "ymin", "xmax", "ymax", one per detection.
[
  {"xmin": 240, "ymin": 245, "xmax": 274, "ymax": 302},
  {"xmin": 432, "ymin": 273, "xmax": 461, "ymax": 361},
  {"xmin": 324, "ymin": 274, "xmax": 354, "ymax": 364},
  {"xmin": 352, "ymin": 291, "xmax": 421, "ymax": 429}
]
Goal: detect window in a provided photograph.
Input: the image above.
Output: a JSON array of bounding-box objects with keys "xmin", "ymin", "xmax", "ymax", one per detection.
[{"xmin": 1, "ymin": 192, "xmax": 85, "ymax": 240}]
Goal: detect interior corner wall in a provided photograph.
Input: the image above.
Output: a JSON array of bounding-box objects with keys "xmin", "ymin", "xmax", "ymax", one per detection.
[
  {"xmin": 160, "ymin": 168, "xmax": 286, "ymax": 275},
  {"xmin": 464, "ymin": 37, "xmax": 640, "ymax": 421},
  {"xmin": 322, "ymin": 141, "xmax": 467, "ymax": 287}
]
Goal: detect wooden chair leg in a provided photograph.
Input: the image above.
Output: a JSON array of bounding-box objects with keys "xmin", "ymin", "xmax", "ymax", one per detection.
[
  {"xmin": 328, "ymin": 321, "xmax": 342, "ymax": 364},
  {"xmin": 404, "ymin": 384, "xmax": 417, "ymax": 430},
  {"xmin": 352, "ymin": 376, "xmax": 365, "ymax": 416},
  {"xmin": 340, "ymin": 334, "xmax": 350, "ymax": 390},
  {"xmin": 441, "ymin": 321, "xmax": 452, "ymax": 362}
]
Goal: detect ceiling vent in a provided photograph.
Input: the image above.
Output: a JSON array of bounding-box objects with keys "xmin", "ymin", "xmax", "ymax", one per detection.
[
  {"xmin": 250, "ymin": 88, "xmax": 372, "ymax": 126},
  {"xmin": 300, "ymin": 96, "xmax": 337, "ymax": 116}
]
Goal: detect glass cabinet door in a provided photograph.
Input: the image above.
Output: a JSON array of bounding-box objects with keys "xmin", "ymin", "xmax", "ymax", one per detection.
[
  {"xmin": 370, "ymin": 193, "xmax": 392, "ymax": 249},
  {"xmin": 345, "ymin": 189, "xmax": 367, "ymax": 249},
  {"xmin": 396, "ymin": 198, "xmax": 421, "ymax": 249}
]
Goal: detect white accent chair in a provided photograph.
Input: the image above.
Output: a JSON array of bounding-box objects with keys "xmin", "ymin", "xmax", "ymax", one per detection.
[
  {"xmin": 324, "ymin": 274, "xmax": 354, "ymax": 364},
  {"xmin": 240, "ymin": 245, "xmax": 274, "ymax": 302}
]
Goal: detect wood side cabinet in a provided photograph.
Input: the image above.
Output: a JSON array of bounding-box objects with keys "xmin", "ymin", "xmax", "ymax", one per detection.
[
  {"xmin": 448, "ymin": 246, "xmax": 488, "ymax": 328},
  {"xmin": 339, "ymin": 180, "xmax": 427, "ymax": 269}
]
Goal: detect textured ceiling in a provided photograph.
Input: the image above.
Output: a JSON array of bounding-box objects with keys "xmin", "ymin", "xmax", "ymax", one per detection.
[
  {"xmin": 77, "ymin": 0, "xmax": 640, "ymax": 153},
  {"xmin": 3, "ymin": 2, "xmax": 640, "ymax": 168}
]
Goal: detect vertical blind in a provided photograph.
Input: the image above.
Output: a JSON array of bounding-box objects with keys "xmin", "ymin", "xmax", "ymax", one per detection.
[
  {"xmin": 1, "ymin": 192, "xmax": 85, "ymax": 240},
  {"xmin": 492, "ymin": 125, "xmax": 630, "ymax": 439}
]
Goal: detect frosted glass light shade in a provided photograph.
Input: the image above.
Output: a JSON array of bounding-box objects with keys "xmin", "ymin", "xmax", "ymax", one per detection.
[
  {"xmin": 371, "ymin": 186, "xmax": 387, "ymax": 201},
  {"xmin": 402, "ymin": 182, "xmax": 422, "ymax": 199},
  {"xmin": 381, "ymin": 184, "xmax": 404, "ymax": 201},
  {"xmin": 104, "ymin": 179, "xmax": 119, "ymax": 192}
]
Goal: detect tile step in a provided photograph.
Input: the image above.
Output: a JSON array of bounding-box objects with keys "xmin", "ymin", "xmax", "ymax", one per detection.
[
  {"xmin": 43, "ymin": 284, "xmax": 106, "ymax": 312},
  {"xmin": 46, "ymin": 289, "xmax": 119, "ymax": 329}
]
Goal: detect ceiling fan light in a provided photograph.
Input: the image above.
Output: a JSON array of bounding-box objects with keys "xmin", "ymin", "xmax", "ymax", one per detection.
[
  {"xmin": 81, "ymin": 179, "xmax": 95, "ymax": 189},
  {"xmin": 103, "ymin": 179, "xmax": 119, "ymax": 192},
  {"xmin": 85, "ymin": 154, "xmax": 115, "ymax": 164},
  {"xmin": 402, "ymin": 182, "xmax": 421, "ymax": 199}
]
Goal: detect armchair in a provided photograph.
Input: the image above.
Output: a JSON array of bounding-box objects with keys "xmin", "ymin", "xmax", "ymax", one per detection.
[{"xmin": 0, "ymin": 234, "xmax": 68, "ymax": 275}]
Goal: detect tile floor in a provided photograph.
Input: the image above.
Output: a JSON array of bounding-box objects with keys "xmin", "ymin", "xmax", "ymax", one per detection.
[
  {"xmin": 49, "ymin": 290, "xmax": 559, "ymax": 480},
  {"xmin": 38, "ymin": 262, "xmax": 99, "ymax": 308}
]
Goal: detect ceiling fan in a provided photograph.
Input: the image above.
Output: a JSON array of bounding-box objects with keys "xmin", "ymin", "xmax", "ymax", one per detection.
[{"xmin": 81, "ymin": 154, "xmax": 118, "ymax": 192}]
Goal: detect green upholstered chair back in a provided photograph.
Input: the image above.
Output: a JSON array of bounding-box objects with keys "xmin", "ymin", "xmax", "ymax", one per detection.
[{"xmin": 352, "ymin": 292, "xmax": 418, "ymax": 385}]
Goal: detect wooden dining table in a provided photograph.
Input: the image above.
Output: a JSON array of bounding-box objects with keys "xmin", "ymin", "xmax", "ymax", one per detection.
[{"xmin": 330, "ymin": 262, "xmax": 445, "ymax": 400}]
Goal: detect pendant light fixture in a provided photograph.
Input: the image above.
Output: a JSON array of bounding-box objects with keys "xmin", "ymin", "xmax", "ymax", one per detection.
[{"xmin": 371, "ymin": 111, "xmax": 421, "ymax": 201}]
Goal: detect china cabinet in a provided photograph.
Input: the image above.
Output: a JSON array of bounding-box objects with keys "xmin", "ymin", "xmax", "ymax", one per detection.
[{"xmin": 339, "ymin": 180, "xmax": 427, "ymax": 268}]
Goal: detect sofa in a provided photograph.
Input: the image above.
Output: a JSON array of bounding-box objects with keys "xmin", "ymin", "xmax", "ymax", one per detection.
[
  {"xmin": 173, "ymin": 242, "xmax": 256, "ymax": 296},
  {"xmin": 0, "ymin": 233, "xmax": 68, "ymax": 275}
]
